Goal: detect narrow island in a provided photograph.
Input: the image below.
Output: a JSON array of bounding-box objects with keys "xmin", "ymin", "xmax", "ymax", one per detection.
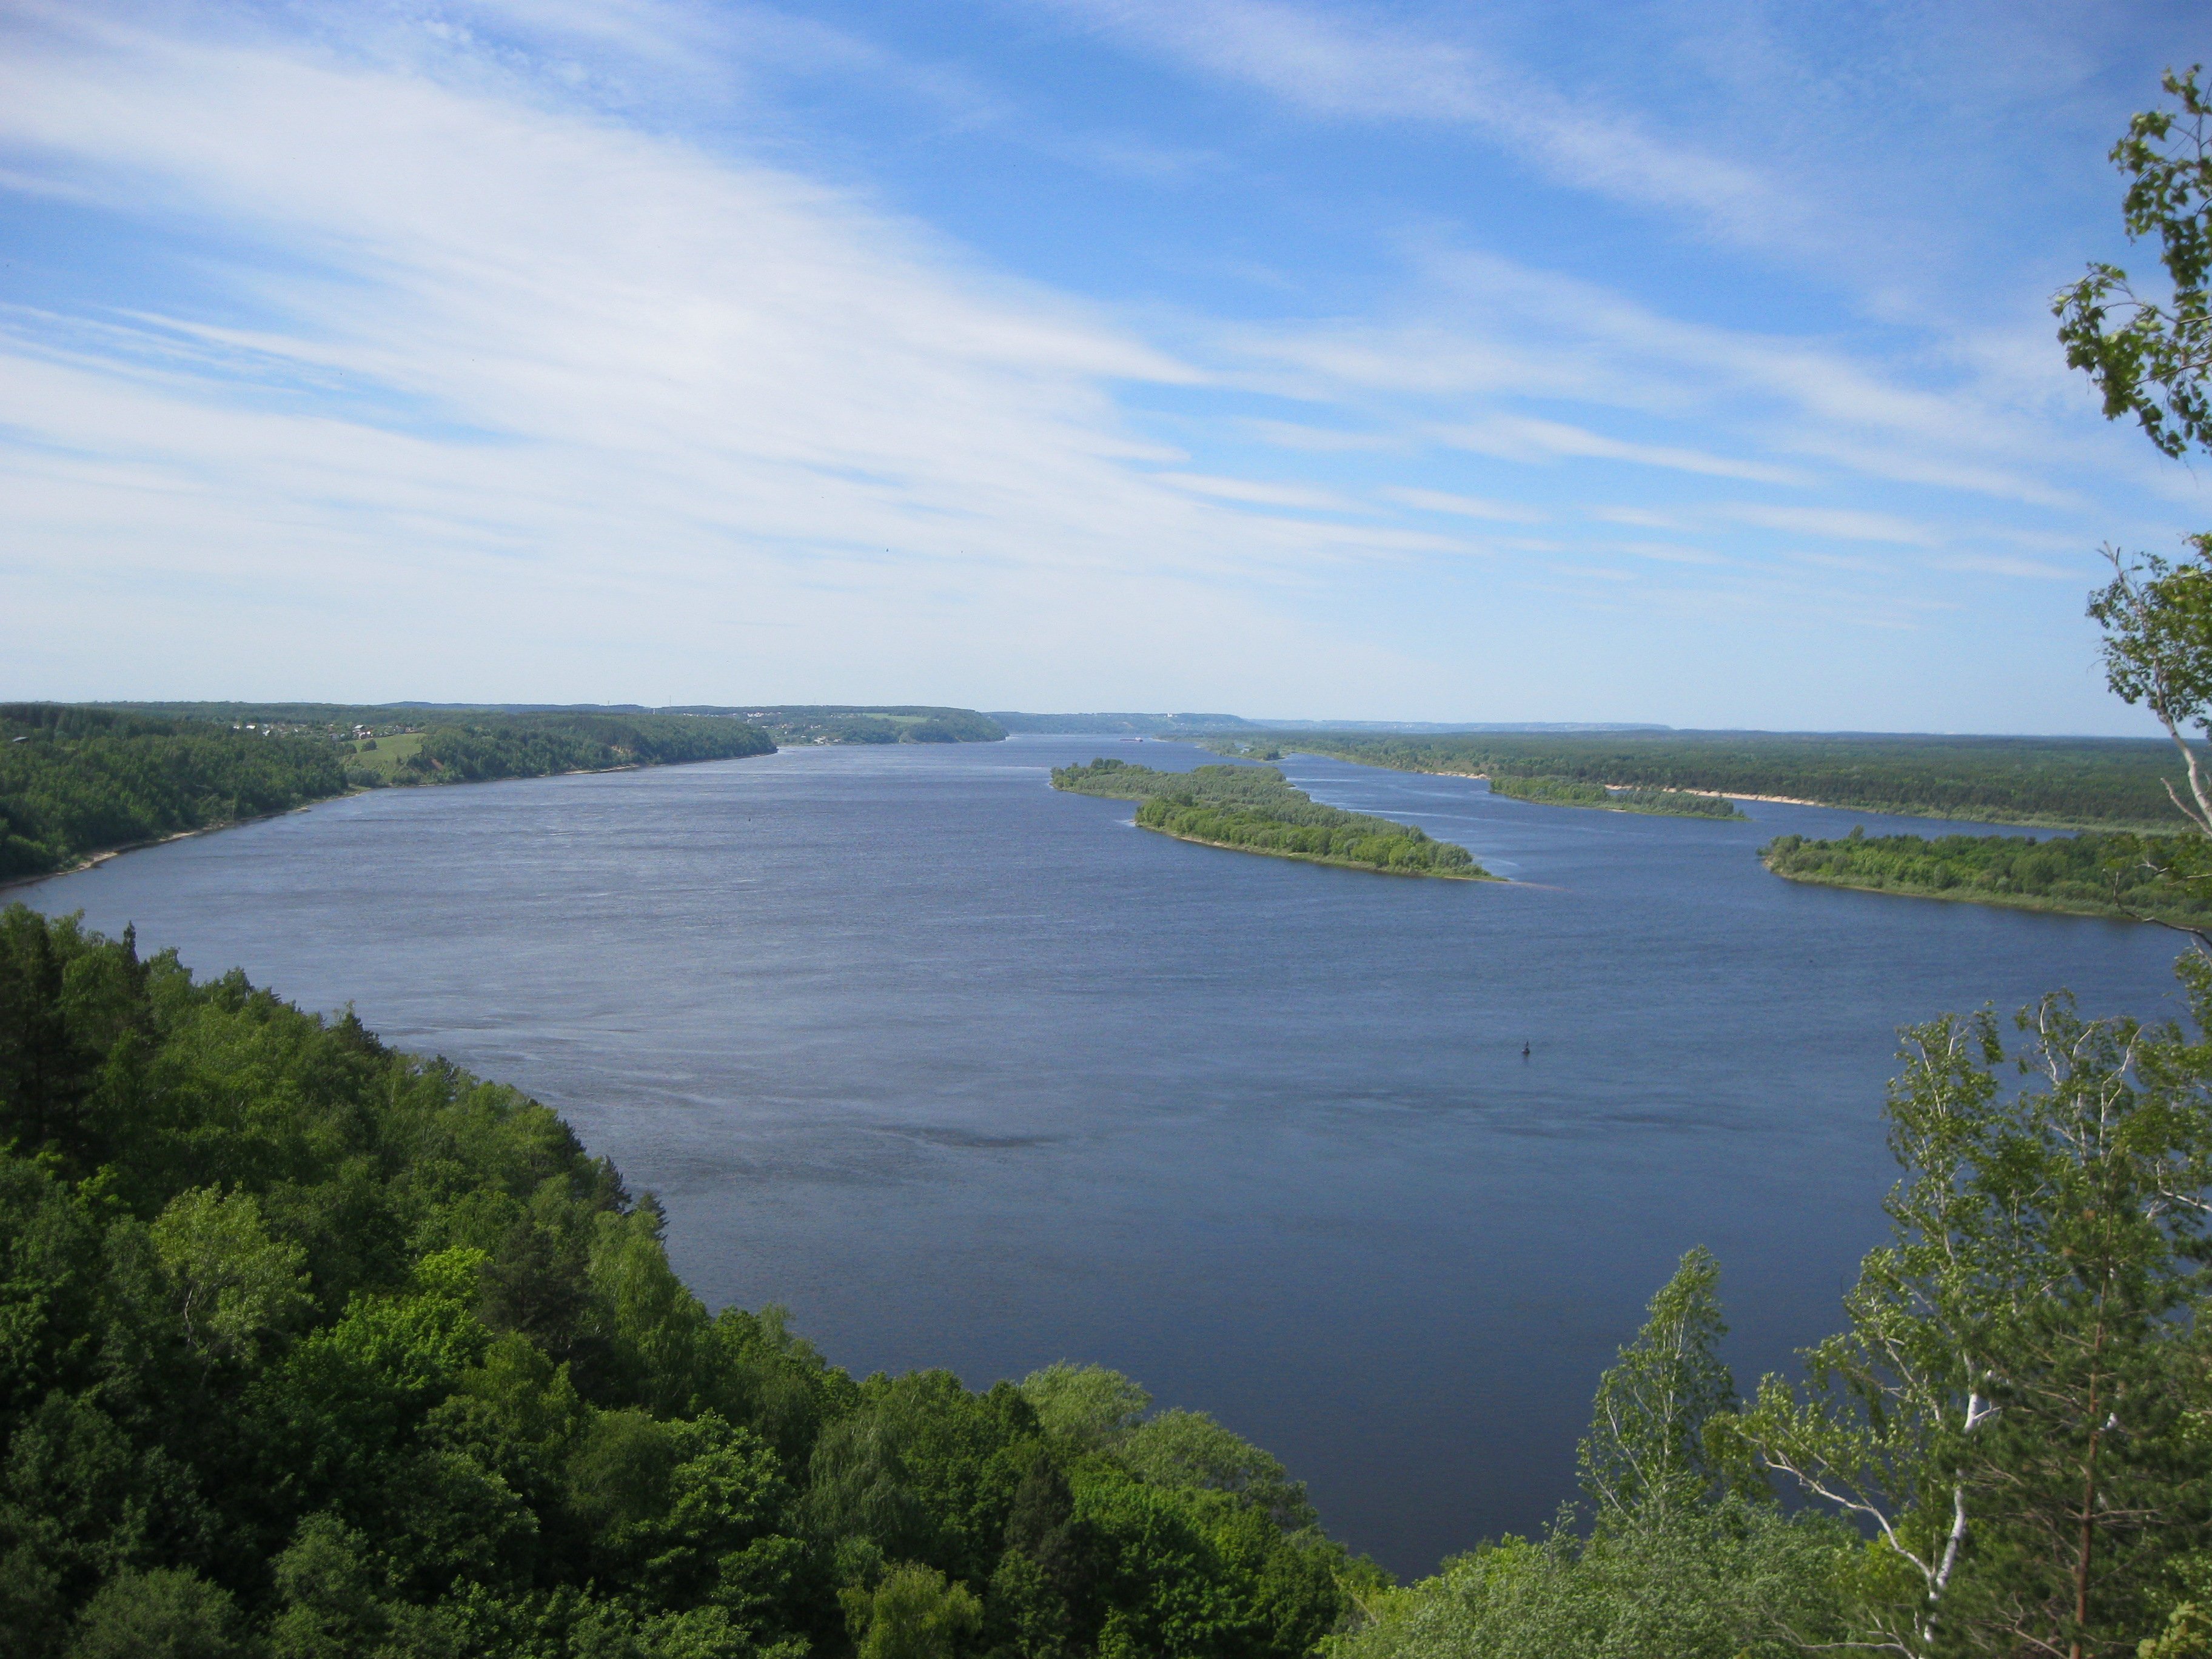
[
  {"xmin": 1760, "ymin": 826, "xmax": 2212, "ymax": 926},
  {"xmin": 1485, "ymin": 774, "xmax": 1745, "ymax": 819},
  {"xmin": 1052, "ymin": 757, "xmax": 1492, "ymax": 879}
]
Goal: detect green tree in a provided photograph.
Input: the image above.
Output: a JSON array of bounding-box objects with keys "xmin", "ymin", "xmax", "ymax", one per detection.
[
  {"xmin": 1017, "ymin": 1363, "xmax": 1149, "ymax": 1450},
  {"xmin": 842, "ymin": 1563, "xmax": 983, "ymax": 1659},
  {"xmin": 149, "ymin": 1185, "xmax": 313, "ymax": 1367},
  {"xmin": 67, "ymin": 1568, "xmax": 246, "ymax": 1659},
  {"xmin": 1577, "ymin": 1247, "xmax": 1742, "ymax": 1531},
  {"xmin": 1734, "ymin": 990, "xmax": 2212, "ymax": 1658}
]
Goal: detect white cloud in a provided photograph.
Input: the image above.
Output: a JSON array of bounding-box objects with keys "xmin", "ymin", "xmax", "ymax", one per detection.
[
  {"xmin": 1434, "ymin": 415, "xmax": 1804, "ymax": 485},
  {"xmin": 1380, "ymin": 486, "xmax": 1546, "ymax": 524},
  {"xmin": 1051, "ymin": 0, "xmax": 1799, "ymax": 250},
  {"xmin": 1155, "ymin": 472, "xmax": 1358, "ymax": 511},
  {"xmin": 1720, "ymin": 504, "xmax": 1942, "ymax": 547}
]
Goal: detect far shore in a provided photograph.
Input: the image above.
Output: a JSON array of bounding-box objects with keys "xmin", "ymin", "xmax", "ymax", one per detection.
[
  {"xmin": 1, "ymin": 749, "xmax": 779, "ymax": 893},
  {"xmin": 1298, "ymin": 757, "xmax": 2166, "ymax": 831}
]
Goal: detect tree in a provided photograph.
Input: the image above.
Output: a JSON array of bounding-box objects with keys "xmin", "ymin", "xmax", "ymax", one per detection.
[
  {"xmin": 2061, "ymin": 69, "xmax": 2212, "ymax": 846},
  {"xmin": 841, "ymin": 1563, "xmax": 982, "ymax": 1659},
  {"xmin": 2056, "ymin": 68, "xmax": 2212, "ymax": 462},
  {"xmin": 1734, "ymin": 993, "xmax": 2212, "ymax": 1658},
  {"xmin": 149, "ymin": 1186, "xmax": 312, "ymax": 1368},
  {"xmin": 1577, "ymin": 1247, "xmax": 1742, "ymax": 1532},
  {"xmin": 67, "ymin": 1568, "xmax": 246, "ymax": 1659}
]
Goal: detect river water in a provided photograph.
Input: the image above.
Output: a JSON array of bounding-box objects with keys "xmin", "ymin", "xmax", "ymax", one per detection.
[{"xmin": 14, "ymin": 736, "xmax": 2189, "ymax": 1574}]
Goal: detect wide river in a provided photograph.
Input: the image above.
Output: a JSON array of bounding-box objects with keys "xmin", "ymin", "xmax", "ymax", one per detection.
[{"xmin": 15, "ymin": 736, "xmax": 2190, "ymax": 1574}]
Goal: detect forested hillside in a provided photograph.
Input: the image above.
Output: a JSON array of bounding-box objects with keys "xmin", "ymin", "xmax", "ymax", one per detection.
[
  {"xmin": 0, "ymin": 707, "xmax": 776, "ymax": 883},
  {"xmin": 0, "ymin": 908, "xmax": 1366, "ymax": 1658},
  {"xmin": 377, "ymin": 713, "xmax": 773, "ymax": 788},
  {"xmin": 0, "ymin": 706, "xmax": 349, "ymax": 883},
  {"xmin": 1202, "ymin": 731, "xmax": 2194, "ymax": 828},
  {"xmin": 1051, "ymin": 759, "xmax": 1486, "ymax": 878}
]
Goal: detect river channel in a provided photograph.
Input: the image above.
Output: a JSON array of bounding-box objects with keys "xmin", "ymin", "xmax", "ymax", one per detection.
[{"xmin": 15, "ymin": 735, "xmax": 2189, "ymax": 1574}]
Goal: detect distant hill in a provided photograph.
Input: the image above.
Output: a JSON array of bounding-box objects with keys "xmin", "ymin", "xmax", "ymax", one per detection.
[
  {"xmin": 990, "ymin": 711, "xmax": 1667, "ymax": 736},
  {"xmin": 102, "ymin": 702, "xmax": 1008, "ymax": 746},
  {"xmin": 988, "ymin": 712, "xmax": 1252, "ymax": 734}
]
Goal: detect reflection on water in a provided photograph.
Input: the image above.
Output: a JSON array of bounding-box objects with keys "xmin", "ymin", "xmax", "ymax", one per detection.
[{"xmin": 17, "ymin": 736, "xmax": 2188, "ymax": 1574}]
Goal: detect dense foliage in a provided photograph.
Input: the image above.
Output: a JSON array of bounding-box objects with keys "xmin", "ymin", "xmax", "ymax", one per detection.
[
  {"xmin": 384, "ymin": 714, "xmax": 773, "ymax": 788},
  {"xmin": 0, "ymin": 706, "xmax": 777, "ymax": 880},
  {"xmin": 1202, "ymin": 731, "xmax": 2197, "ymax": 828},
  {"xmin": 0, "ymin": 706, "xmax": 349, "ymax": 883},
  {"xmin": 1051, "ymin": 760, "xmax": 1486, "ymax": 879},
  {"xmin": 0, "ymin": 907, "xmax": 1366, "ymax": 1658},
  {"xmin": 1484, "ymin": 775, "xmax": 1744, "ymax": 819},
  {"xmin": 1761, "ymin": 826, "xmax": 2212, "ymax": 925}
]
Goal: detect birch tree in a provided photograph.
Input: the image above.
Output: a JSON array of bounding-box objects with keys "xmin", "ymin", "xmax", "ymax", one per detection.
[{"xmin": 1733, "ymin": 994, "xmax": 2212, "ymax": 1658}]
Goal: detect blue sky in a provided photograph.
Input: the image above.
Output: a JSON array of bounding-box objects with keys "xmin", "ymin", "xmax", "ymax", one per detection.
[{"xmin": 1, "ymin": 0, "xmax": 2206, "ymax": 730}]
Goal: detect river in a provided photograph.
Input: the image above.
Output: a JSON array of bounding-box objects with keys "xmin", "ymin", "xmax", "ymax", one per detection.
[{"xmin": 14, "ymin": 734, "xmax": 2189, "ymax": 1574}]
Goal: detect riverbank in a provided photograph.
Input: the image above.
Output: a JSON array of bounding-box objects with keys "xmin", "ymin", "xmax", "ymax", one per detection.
[
  {"xmin": 1, "ymin": 703, "xmax": 778, "ymax": 885},
  {"xmin": 1759, "ymin": 829, "xmax": 2209, "ymax": 928}
]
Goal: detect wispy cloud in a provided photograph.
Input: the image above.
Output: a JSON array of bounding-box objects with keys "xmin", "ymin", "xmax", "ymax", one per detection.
[
  {"xmin": 1379, "ymin": 486, "xmax": 1545, "ymax": 524},
  {"xmin": 1051, "ymin": 0, "xmax": 1800, "ymax": 250},
  {"xmin": 1434, "ymin": 415, "xmax": 1803, "ymax": 485}
]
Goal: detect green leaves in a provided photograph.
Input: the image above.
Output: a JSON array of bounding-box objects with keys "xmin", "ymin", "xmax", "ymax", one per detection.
[
  {"xmin": 1577, "ymin": 1247, "xmax": 1743, "ymax": 1530},
  {"xmin": 149, "ymin": 1187, "xmax": 312, "ymax": 1368},
  {"xmin": 1733, "ymin": 988, "xmax": 2212, "ymax": 1656},
  {"xmin": 2054, "ymin": 69, "xmax": 2212, "ymax": 460}
]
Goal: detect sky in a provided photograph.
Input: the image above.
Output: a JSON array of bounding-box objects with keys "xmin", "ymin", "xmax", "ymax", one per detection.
[{"xmin": 1, "ymin": 0, "xmax": 2207, "ymax": 731}]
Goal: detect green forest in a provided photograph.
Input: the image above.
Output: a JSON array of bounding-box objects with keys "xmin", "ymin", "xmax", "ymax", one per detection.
[
  {"xmin": 361, "ymin": 714, "xmax": 773, "ymax": 790},
  {"xmin": 1761, "ymin": 827, "xmax": 2212, "ymax": 925},
  {"xmin": 1050, "ymin": 759, "xmax": 1486, "ymax": 879},
  {"xmin": 0, "ymin": 707, "xmax": 351, "ymax": 885},
  {"xmin": 0, "ymin": 707, "xmax": 776, "ymax": 884},
  {"xmin": 5, "ymin": 907, "xmax": 2208, "ymax": 1657},
  {"xmin": 1484, "ymin": 775, "xmax": 1744, "ymax": 819},
  {"xmin": 100, "ymin": 704, "xmax": 1004, "ymax": 748},
  {"xmin": 1201, "ymin": 731, "xmax": 2197, "ymax": 829}
]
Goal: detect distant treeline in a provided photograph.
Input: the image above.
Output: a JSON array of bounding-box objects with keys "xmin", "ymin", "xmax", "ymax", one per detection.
[
  {"xmin": 1761, "ymin": 827, "xmax": 2212, "ymax": 925},
  {"xmin": 104, "ymin": 702, "xmax": 1007, "ymax": 748},
  {"xmin": 1201, "ymin": 731, "xmax": 2197, "ymax": 828},
  {"xmin": 366, "ymin": 713, "xmax": 772, "ymax": 789},
  {"xmin": 0, "ymin": 705, "xmax": 349, "ymax": 882},
  {"xmin": 1486, "ymin": 774, "xmax": 1743, "ymax": 819},
  {"xmin": 711, "ymin": 707, "xmax": 1006, "ymax": 745},
  {"xmin": 1052, "ymin": 759, "xmax": 1487, "ymax": 879},
  {"xmin": 990, "ymin": 713, "xmax": 1249, "ymax": 735},
  {"xmin": 1, "ymin": 706, "xmax": 774, "ymax": 882}
]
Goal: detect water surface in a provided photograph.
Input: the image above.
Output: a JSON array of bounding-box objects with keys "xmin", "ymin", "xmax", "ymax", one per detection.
[{"xmin": 18, "ymin": 736, "xmax": 2188, "ymax": 1574}]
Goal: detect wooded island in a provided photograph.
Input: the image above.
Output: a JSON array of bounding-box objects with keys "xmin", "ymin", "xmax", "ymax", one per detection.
[{"xmin": 1050, "ymin": 759, "xmax": 1490, "ymax": 880}]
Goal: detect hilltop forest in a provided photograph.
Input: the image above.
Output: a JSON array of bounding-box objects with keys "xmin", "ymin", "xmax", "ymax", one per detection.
[{"xmin": 0, "ymin": 706, "xmax": 774, "ymax": 884}]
